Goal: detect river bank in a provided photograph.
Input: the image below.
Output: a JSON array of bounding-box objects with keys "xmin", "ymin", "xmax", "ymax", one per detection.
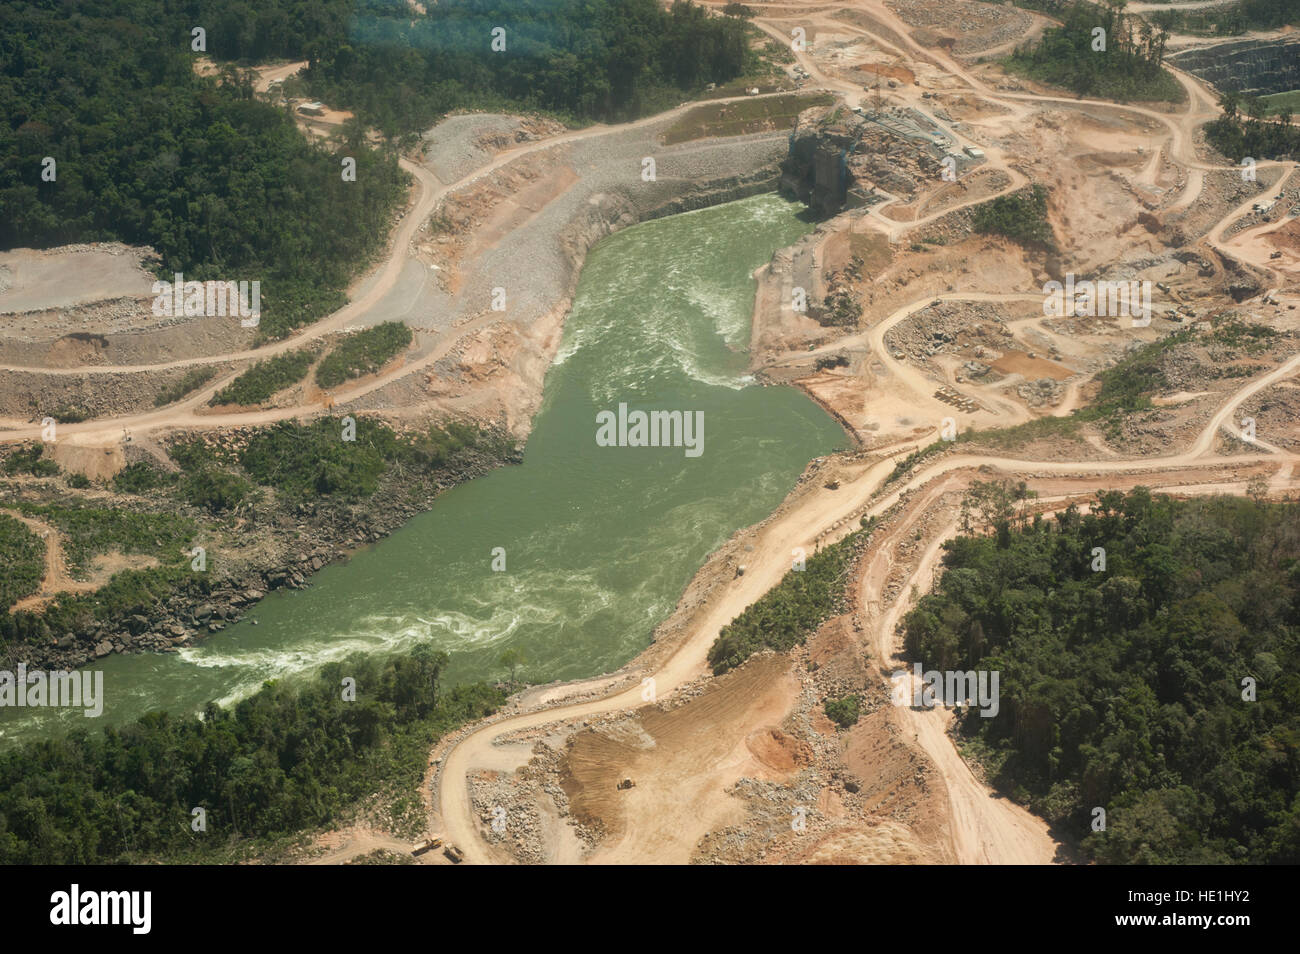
[{"xmin": 1, "ymin": 107, "xmax": 818, "ymax": 682}]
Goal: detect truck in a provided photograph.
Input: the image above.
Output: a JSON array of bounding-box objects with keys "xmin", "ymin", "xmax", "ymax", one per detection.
[{"xmin": 411, "ymin": 838, "xmax": 442, "ymax": 856}]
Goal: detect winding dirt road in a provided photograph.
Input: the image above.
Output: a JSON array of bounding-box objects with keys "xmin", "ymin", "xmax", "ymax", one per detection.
[{"xmin": 429, "ymin": 3, "xmax": 1299, "ymax": 864}]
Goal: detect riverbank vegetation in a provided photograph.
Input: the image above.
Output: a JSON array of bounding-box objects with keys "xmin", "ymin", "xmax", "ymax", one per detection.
[
  {"xmin": 1004, "ymin": 2, "xmax": 1182, "ymax": 102},
  {"xmin": 903, "ymin": 486, "xmax": 1300, "ymax": 864},
  {"xmin": 708, "ymin": 531, "xmax": 861, "ymax": 674},
  {"xmin": 0, "ymin": 648, "xmax": 503, "ymax": 863},
  {"xmin": 0, "ymin": 417, "xmax": 513, "ymax": 656}
]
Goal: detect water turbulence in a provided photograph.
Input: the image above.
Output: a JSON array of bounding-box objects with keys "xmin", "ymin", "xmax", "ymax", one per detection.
[{"xmin": 1, "ymin": 194, "xmax": 846, "ymax": 742}]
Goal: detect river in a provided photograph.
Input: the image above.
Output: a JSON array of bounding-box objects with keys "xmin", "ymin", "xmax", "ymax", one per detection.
[{"xmin": 0, "ymin": 193, "xmax": 846, "ymax": 743}]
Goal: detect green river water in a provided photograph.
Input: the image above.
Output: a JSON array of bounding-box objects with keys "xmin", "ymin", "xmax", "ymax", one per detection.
[{"xmin": 1, "ymin": 194, "xmax": 846, "ymax": 743}]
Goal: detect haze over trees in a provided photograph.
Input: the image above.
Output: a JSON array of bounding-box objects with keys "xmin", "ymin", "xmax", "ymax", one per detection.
[{"xmin": 198, "ymin": 0, "xmax": 757, "ymax": 135}]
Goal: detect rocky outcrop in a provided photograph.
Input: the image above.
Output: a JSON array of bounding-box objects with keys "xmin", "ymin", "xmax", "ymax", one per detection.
[
  {"xmin": 781, "ymin": 107, "xmax": 857, "ymax": 216},
  {"xmin": 781, "ymin": 105, "xmax": 944, "ymax": 217},
  {"xmin": 1170, "ymin": 37, "xmax": 1300, "ymax": 97}
]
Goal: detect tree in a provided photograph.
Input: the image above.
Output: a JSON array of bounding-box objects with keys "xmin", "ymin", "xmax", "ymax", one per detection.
[{"xmin": 499, "ymin": 647, "xmax": 526, "ymax": 682}]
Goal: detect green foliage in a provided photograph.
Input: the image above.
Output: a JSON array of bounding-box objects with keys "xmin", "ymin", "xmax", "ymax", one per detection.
[
  {"xmin": 14, "ymin": 504, "xmax": 194, "ymax": 577},
  {"xmin": 1205, "ymin": 94, "xmax": 1300, "ymax": 161},
  {"xmin": 113, "ymin": 461, "xmax": 179, "ymax": 495},
  {"xmin": 50, "ymin": 406, "xmax": 92, "ymax": 424},
  {"xmin": 211, "ymin": 350, "xmax": 316, "ymax": 406},
  {"xmin": 237, "ymin": 416, "xmax": 493, "ymax": 500},
  {"xmin": 818, "ymin": 289, "xmax": 861, "ymax": 328},
  {"xmin": 154, "ymin": 368, "xmax": 216, "ymax": 407},
  {"xmin": 65, "ymin": 473, "xmax": 91, "ymax": 490},
  {"xmin": 3, "ymin": 444, "xmax": 59, "ymax": 478},
  {"xmin": 824, "ymin": 694, "xmax": 861, "ymax": 728},
  {"xmin": 971, "ymin": 185, "xmax": 1055, "ymax": 251},
  {"xmin": 181, "ymin": 469, "xmax": 253, "ymax": 514},
  {"xmin": 1208, "ymin": 317, "xmax": 1279, "ymax": 353},
  {"xmin": 661, "ymin": 93, "xmax": 834, "ymax": 145},
  {"xmin": 965, "ymin": 329, "xmax": 1192, "ymax": 448},
  {"xmin": 708, "ymin": 531, "xmax": 860, "ymax": 674},
  {"xmin": 1004, "ymin": 2, "xmax": 1182, "ymax": 102},
  {"xmin": 0, "ymin": 514, "xmax": 45, "ymax": 609},
  {"xmin": 886, "ymin": 440, "xmax": 948, "ymax": 486},
  {"xmin": 0, "ymin": 0, "xmax": 408, "ymax": 340},
  {"xmin": 903, "ymin": 488, "xmax": 1300, "ymax": 864},
  {"xmin": 0, "ymin": 564, "xmax": 207, "ymax": 651},
  {"xmin": 0, "ymin": 649, "xmax": 504, "ymax": 863},
  {"xmin": 315, "ymin": 322, "xmax": 413, "ymax": 389}
]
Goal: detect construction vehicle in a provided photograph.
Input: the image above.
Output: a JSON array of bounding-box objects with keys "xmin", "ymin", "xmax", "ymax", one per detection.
[
  {"xmin": 444, "ymin": 844, "xmax": 464, "ymax": 863},
  {"xmin": 411, "ymin": 838, "xmax": 442, "ymax": 856}
]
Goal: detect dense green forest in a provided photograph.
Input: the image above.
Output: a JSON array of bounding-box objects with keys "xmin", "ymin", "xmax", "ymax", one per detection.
[
  {"xmin": 0, "ymin": 0, "xmax": 409, "ymax": 339},
  {"xmin": 0, "ymin": 648, "xmax": 503, "ymax": 862},
  {"xmin": 1, "ymin": 0, "xmax": 757, "ymax": 337},
  {"xmin": 1005, "ymin": 2, "xmax": 1182, "ymax": 102},
  {"xmin": 903, "ymin": 487, "xmax": 1300, "ymax": 864},
  {"xmin": 1205, "ymin": 91, "xmax": 1300, "ymax": 160}
]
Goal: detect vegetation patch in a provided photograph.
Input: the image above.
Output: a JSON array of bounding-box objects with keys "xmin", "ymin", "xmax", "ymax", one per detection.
[
  {"xmin": 1003, "ymin": 2, "xmax": 1183, "ymax": 102},
  {"xmin": 13, "ymin": 504, "xmax": 194, "ymax": 577},
  {"xmin": 708, "ymin": 530, "xmax": 860, "ymax": 674},
  {"xmin": 661, "ymin": 93, "xmax": 834, "ymax": 145},
  {"xmin": 824, "ymin": 694, "xmax": 861, "ymax": 728},
  {"xmin": 2, "ymin": 444, "xmax": 59, "ymax": 478},
  {"xmin": 315, "ymin": 323, "xmax": 413, "ymax": 389},
  {"xmin": 238, "ymin": 417, "xmax": 495, "ymax": 501},
  {"xmin": 971, "ymin": 185, "xmax": 1055, "ymax": 251},
  {"xmin": 1205, "ymin": 91, "xmax": 1299, "ymax": 161},
  {"xmin": 155, "ymin": 368, "xmax": 216, "ymax": 407},
  {"xmin": 211, "ymin": 350, "xmax": 317, "ymax": 406},
  {"xmin": 0, "ymin": 514, "xmax": 45, "ymax": 609},
  {"xmin": 0, "ymin": 1, "xmax": 409, "ymax": 339}
]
